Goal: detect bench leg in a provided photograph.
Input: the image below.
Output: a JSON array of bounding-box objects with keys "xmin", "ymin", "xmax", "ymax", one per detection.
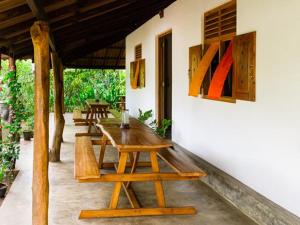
[
  {"xmin": 150, "ymin": 151, "xmax": 166, "ymax": 208},
  {"xmin": 109, "ymin": 152, "xmax": 128, "ymax": 209}
]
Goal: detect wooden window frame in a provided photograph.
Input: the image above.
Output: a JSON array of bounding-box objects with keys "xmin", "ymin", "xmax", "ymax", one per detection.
[
  {"xmin": 202, "ymin": 0, "xmax": 237, "ymax": 103},
  {"xmin": 201, "ymin": 37, "xmax": 236, "ymax": 103}
]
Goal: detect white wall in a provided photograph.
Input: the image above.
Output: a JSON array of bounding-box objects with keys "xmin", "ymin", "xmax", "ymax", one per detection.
[{"xmin": 126, "ymin": 0, "xmax": 300, "ymax": 217}]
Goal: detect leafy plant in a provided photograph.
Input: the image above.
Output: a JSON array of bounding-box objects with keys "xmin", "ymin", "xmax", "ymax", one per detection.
[
  {"xmin": 137, "ymin": 109, "xmax": 153, "ymax": 123},
  {"xmin": 0, "ymin": 142, "xmax": 20, "ymax": 166},
  {"xmin": 0, "ymin": 162, "xmax": 8, "ymax": 183},
  {"xmin": 0, "ymin": 141, "xmax": 20, "ymax": 182},
  {"xmin": 23, "ymin": 116, "xmax": 34, "ymax": 131},
  {"xmin": 2, "ymin": 70, "xmax": 26, "ymax": 139},
  {"xmin": 150, "ymin": 119, "xmax": 172, "ymax": 138}
]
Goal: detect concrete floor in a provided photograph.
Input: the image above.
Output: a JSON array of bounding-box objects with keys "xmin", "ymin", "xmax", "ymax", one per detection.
[{"xmin": 0, "ymin": 113, "xmax": 257, "ymax": 225}]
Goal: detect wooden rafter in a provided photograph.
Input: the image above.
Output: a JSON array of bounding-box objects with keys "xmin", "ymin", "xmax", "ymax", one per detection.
[
  {"xmin": 0, "ymin": 0, "xmax": 176, "ymax": 66},
  {"xmin": 0, "ymin": 0, "xmax": 26, "ymax": 13}
]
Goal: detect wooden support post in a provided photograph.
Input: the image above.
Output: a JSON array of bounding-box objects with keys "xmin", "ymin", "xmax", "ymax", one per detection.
[
  {"xmin": 49, "ymin": 52, "xmax": 65, "ymax": 162},
  {"xmin": 31, "ymin": 21, "xmax": 50, "ymax": 225},
  {"xmin": 8, "ymin": 56, "xmax": 16, "ymax": 71}
]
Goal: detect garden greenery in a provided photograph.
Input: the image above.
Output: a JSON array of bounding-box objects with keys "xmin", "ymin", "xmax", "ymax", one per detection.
[
  {"xmin": 0, "ymin": 59, "xmax": 126, "ymax": 115},
  {"xmin": 0, "ymin": 59, "xmax": 126, "ymax": 182}
]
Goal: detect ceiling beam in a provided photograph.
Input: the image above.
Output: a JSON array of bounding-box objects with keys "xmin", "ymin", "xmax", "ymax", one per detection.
[
  {"xmin": 26, "ymin": 0, "xmax": 57, "ymax": 51},
  {"xmin": 0, "ymin": 0, "xmax": 26, "ymax": 13},
  {"xmin": 62, "ymin": 31, "xmax": 126, "ymax": 62},
  {"xmin": 53, "ymin": 0, "xmax": 167, "ymax": 43}
]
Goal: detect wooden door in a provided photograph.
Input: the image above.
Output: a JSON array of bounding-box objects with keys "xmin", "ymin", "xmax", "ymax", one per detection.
[{"xmin": 158, "ymin": 31, "xmax": 172, "ymax": 138}]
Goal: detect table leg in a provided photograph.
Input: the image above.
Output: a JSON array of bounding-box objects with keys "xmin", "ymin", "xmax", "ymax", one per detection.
[
  {"xmin": 98, "ymin": 135, "xmax": 107, "ymax": 169},
  {"xmin": 150, "ymin": 151, "xmax": 166, "ymax": 207},
  {"xmin": 88, "ymin": 108, "xmax": 94, "ymax": 133},
  {"xmin": 109, "ymin": 152, "xmax": 128, "ymax": 209},
  {"xmin": 85, "ymin": 107, "xmax": 90, "ymax": 120}
]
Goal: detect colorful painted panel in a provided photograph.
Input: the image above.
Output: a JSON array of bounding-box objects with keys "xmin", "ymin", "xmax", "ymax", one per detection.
[
  {"xmin": 188, "ymin": 42, "xmax": 220, "ymax": 97},
  {"xmin": 130, "ymin": 59, "xmax": 145, "ymax": 89},
  {"xmin": 208, "ymin": 40, "xmax": 233, "ymax": 99}
]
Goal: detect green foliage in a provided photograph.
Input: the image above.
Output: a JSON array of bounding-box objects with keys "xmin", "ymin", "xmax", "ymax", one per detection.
[
  {"xmin": 0, "ymin": 141, "xmax": 20, "ymax": 182},
  {"xmin": 0, "ymin": 141, "xmax": 20, "ymax": 165},
  {"xmin": 0, "ymin": 162, "xmax": 8, "ymax": 183},
  {"xmin": 2, "ymin": 70, "xmax": 26, "ymax": 135},
  {"xmin": 24, "ymin": 116, "xmax": 34, "ymax": 131},
  {"xmin": 0, "ymin": 60, "xmax": 126, "ymax": 115},
  {"xmin": 62, "ymin": 68, "xmax": 126, "ymax": 112},
  {"xmin": 150, "ymin": 119, "xmax": 172, "ymax": 138},
  {"xmin": 138, "ymin": 109, "xmax": 153, "ymax": 123},
  {"xmin": 138, "ymin": 109, "xmax": 172, "ymax": 138}
]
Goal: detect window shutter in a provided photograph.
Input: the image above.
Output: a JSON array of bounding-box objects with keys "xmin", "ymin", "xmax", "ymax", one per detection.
[
  {"xmin": 135, "ymin": 44, "xmax": 142, "ymax": 60},
  {"xmin": 189, "ymin": 45, "xmax": 203, "ymax": 86},
  {"xmin": 189, "ymin": 42, "xmax": 220, "ymax": 97},
  {"xmin": 204, "ymin": 0, "xmax": 236, "ymax": 42},
  {"xmin": 233, "ymin": 32, "xmax": 256, "ymax": 101}
]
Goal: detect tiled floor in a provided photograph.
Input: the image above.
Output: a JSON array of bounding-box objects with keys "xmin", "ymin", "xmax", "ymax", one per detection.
[{"xmin": 0, "ymin": 113, "xmax": 257, "ymax": 225}]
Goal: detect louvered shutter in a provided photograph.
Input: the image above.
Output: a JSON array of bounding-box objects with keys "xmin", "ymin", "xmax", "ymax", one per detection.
[{"xmin": 204, "ymin": 0, "xmax": 236, "ymax": 42}]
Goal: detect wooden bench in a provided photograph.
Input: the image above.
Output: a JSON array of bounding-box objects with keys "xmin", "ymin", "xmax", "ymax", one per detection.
[
  {"xmin": 73, "ymin": 109, "xmax": 83, "ymax": 122},
  {"xmin": 108, "ymin": 109, "xmax": 121, "ymax": 119},
  {"xmin": 74, "ymin": 136, "xmax": 100, "ymax": 180},
  {"xmin": 97, "ymin": 117, "xmax": 121, "ymax": 125},
  {"xmin": 158, "ymin": 147, "xmax": 206, "ymax": 177},
  {"xmin": 73, "ymin": 109, "xmax": 96, "ymax": 125}
]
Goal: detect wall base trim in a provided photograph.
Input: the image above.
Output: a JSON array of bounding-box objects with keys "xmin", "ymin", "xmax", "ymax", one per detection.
[{"xmin": 173, "ymin": 143, "xmax": 300, "ymax": 225}]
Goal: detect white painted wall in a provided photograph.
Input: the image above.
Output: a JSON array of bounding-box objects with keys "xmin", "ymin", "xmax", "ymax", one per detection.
[{"xmin": 126, "ymin": 0, "xmax": 300, "ymax": 217}]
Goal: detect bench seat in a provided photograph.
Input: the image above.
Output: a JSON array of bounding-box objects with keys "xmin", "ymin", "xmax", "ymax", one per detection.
[
  {"xmin": 108, "ymin": 109, "xmax": 121, "ymax": 119},
  {"xmin": 75, "ymin": 136, "xmax": 100, "ymax": 180},
  {"xmin": 158, "ymin": 148, "xmax": 206, "ymax": 177},
  {"xmin": 73, "ymin": 109, "xmax": 83, "ymax": 121}
]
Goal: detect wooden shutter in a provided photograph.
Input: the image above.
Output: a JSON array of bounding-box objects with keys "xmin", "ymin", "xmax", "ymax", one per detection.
[
  {"xmin": 204, "ymin": 0, "xmax": 236, "ymax": 42},
  {"xmin": 135, "ymin": 44, "xmax": 142, "ymax": 60},
  {"xmin": 233, "ymin": 32, "xmax": 256, "ymax": 101},
  {"xmin": 189, "ymin": 45, "xmax": 202, "ymax": 86},
  {"xmin": 189, "ymin": 42, "xmax": 220, "ymax": 97}
]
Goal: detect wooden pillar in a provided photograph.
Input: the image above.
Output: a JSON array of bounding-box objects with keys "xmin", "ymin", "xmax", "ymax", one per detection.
[
  {"xmin": 30, "ymin": 21, "xmax": 50, "ymax": 225},
  {"xmin": 49, "ymin": 52, "xmax": 65, "ymax": 162},
  {"xmin": 9, "ymin": 56, "xmax": 16, "ymax": 71}
]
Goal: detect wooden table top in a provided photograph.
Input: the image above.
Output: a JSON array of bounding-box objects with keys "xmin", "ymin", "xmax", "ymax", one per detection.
[
  {"xmin": 97, "ymin": 118, "xmax": 172, "ymax": 150},
  {"xmin": 86, "ymin": 99, "xmax": 109, "ymax": 107}
]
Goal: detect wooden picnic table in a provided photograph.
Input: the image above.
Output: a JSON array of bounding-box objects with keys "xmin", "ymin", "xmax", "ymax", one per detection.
[
  {"xmin": 74, "ymin": 118, "xmax": 205, "ymax": 218},
  {"xmin": 85, "ymin": 99, "xmax": 110, "ymax": 133}
]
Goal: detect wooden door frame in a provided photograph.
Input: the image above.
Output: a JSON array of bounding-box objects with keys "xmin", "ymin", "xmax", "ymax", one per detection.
[{"xmin": 156, "ymin": 29, "xmax": 172, "ymax": 124}]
